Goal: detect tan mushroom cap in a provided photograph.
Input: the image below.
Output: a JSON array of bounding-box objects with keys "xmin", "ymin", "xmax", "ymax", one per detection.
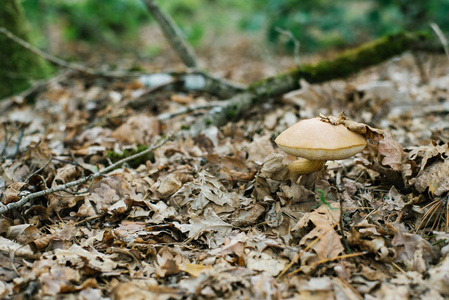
[{"xmin": 275, "ymin": 118, "xmax": 367, "ymax": 161}]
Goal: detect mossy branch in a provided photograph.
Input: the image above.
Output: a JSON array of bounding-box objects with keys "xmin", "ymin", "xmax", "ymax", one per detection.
[
  {"xmin": 188, "ymin": 31, "xmax": 431, "ymax": 136},
  {"xmin": 249, "ymin": 31, "xmax": 430, "ymax": 100}
]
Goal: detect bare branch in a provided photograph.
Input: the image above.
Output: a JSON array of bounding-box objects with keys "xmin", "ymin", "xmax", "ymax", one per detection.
[
  {"xmin": 275, "ymin": 27, "xmax": 301, "ymax": 67},
  {"xmin": 185, "ymin": 31, "xmax": 430, "ymax": 137},
  {"xmin": 0, "ymin": 27, "xmax": 144, "ymax": 78},
  {"xmin": 138, "ymin": 71, "xmax": 246, "ymax": 99},
  {"xmin": 430, "ymin": 22, "xmax": 449, "ymax": 60},
  {"xmin": 142, "ymin": 0, "xmax": 198, "ymax": 69},
  {"xmin": 158, "ymin": 102, "xmax": 224, "ymax": 121},
  {"xmin": 186, "ymin": 93, "xmax": 253, "ymax": 137},
  {"xmin": 0, "ymin": 134, "xmax": 172, "ymax": 215}
]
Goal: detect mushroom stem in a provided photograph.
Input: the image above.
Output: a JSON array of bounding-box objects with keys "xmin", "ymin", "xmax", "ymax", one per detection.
[{"xmin": 287, "ymin": 158, "xmax": 325, "ymax": 175}]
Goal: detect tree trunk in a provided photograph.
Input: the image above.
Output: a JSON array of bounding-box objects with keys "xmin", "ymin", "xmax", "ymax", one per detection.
[{"xmin": 0, "ymin": 0, "xmax": 52, "ymax": 99}]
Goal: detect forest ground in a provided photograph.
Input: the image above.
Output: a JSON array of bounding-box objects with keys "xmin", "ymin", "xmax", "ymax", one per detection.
[{"xmin": 1, "ymin": 30, "xmax": 449, "ymax": 299}]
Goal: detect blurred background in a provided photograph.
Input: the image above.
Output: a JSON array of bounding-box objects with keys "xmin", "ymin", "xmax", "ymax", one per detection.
[{"xmin": 19, "ymin": 0, "xmax": 449, "ymax": 79}]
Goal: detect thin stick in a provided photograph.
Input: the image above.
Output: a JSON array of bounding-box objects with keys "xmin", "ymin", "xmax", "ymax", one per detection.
[
  {"xmin": 12, "ymin": 126, "xmax": 25, "ymax": 159},
  {"xmin": 158, "ymin": 102, "xmax": 223, "ymax": 121},
  {"xmin": 339, "ymin": 193, "xmax": 352, "ymax": 254},
  {"xmin": 142, "ymin": 0, "xmax": 198, "ymax": 69},
  {"xmin": 430, "ymin": 23, "xmax": 449, "ymax": 60},
  {"xmin": 0, "ymin": 134, "xmax": 171, "ymax": 215},
  {"xmin": 0, "ymin": 27, "xmax": 143, "ymax": 78},
  {"xmin": 287, "ymin": 251, "xmax": 367, "ymax": 277},
  {"xmin": 275, "ymin": 27, "xmax": 301, "ymax": 67}
]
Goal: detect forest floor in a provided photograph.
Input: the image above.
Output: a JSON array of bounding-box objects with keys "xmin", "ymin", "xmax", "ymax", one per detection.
[{"xmin": 1, "ymin": 31, "xmax": 449, "ymax": 299}]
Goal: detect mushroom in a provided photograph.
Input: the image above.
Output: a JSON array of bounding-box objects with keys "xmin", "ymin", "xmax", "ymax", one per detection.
[{"xmin": 275, "ymin": 117, "xmax": 367, "ymax": 176}]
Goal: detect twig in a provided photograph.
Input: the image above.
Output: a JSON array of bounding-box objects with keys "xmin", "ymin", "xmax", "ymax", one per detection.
[
  {"xmin": 142, "ymin": 0, "xmax": 198, "ymax": 69},
  {"xmin": 275, "ymin": 27, "xmax": 301, "ymax": 67},
  {"xmin": 185, "ymin": 32, "xmax": 429, "ymax": 137},
  {"xmin": 0, "ymin": 27, "xmax": 144, "ymax": 78},
  {"xmin": 0, "ymin": 134, "xmax": 171, "ymax": 215},
  {"xmin": 338, "ymin": 192, "xmax": 352, "ymax": 254},
  {"xmin": 12, "ymin": 126, "xmax": 25, "ymax": 159},
  {"xmin": 186, "ymin": 93, "xmax": 254, "ymax": 137},
  {"xmin": 0, "ymin": 123, "xmax": 8, "ymax": 158},
  {"xmin": 287, "ymin": 252, "xmax": 368, "ymax": 277},
  {"xmin": 158, "ymin": 102, "xmax": 224, "ymax": 121},
  {"xmin": 24, "ymin": 157, "xmax": 53, "ymax": 183},
  {"xmin": 0, "ymin": 70, "xmax": 72, "ymax": 112},
  {"xmin": 430, "ymin": 23, "xmax": 449, "ymax": 61},
  {"xmin": 139, "ymin": 71, "xmax": 246, "ymax": 99}
]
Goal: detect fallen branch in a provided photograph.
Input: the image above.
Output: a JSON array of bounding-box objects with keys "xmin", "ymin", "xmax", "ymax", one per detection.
[
  {"xmin": 0, "ymin": 26, "xmax": 244, "ymax": 102},
  {"xmin": 0, "ymin": 70, "xmax": 72, "ymax": 112},
  {"xmin": 158, "ymin": 102, "xmax": 224, "ymax": 121},
  {"xmin": 139, "ymin": 71, "xmax": 246, "ymax": 99},
  {"xmin": 142, "ymin": 0, "xmax": 198, "ymax": 69},
  {"xmin": 0, "ymin": 134, "xmax": 171, "ymax": 215},
  {"xmin": 430, "ymin": 23, "xmax": 449, "ymax": 60},
  {"xmin": 186, "ymin": 31, "xmax": 430, "ymax": 136},
  {"xmin": 0, "ymin": 27, "xmax": 144, "ymax": 78}
]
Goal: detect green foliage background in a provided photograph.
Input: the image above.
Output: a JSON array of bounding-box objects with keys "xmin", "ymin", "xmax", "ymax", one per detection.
[{"xmin": 21, "ymin": 0, "xmax": 449, "ymax": 53}]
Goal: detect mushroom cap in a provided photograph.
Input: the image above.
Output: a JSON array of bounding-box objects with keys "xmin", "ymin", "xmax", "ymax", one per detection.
[{"xmin": 275, "ymin": 118, "xmax": 367, "ymax": 160}]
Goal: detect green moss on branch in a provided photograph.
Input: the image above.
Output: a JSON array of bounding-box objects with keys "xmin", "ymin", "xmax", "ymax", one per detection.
[{"xmin": 248, "ymin": 31, "xmax": 429, "ymax": 100}]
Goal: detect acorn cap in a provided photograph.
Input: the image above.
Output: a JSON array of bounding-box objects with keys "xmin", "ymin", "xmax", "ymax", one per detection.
[{"xmin": 275, "ymin": 117, "xmax": 367, "ymax": 161}]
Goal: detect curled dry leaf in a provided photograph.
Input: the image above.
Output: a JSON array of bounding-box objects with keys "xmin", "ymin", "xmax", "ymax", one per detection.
[
  {"xmin": 156, "ymin": 246, "xmax": 183, "ymax": 277},
  {"xmin": 348, "ymin": 220, "xmax": 396, "ymax": 262},
  {"xmin": 157, "ymin": 172, "xmax": 193, "ymax": 198},
  {"xmin": 378, "ymin": 131, "xmax": 405, "ymax": 171},
  {"xmin": 409, "ymin": 159, "xmax": 449, "ymax": 196},
  {"xmin": 292, "ymin": 202, "xmax": 344, "ymax": 264},
  {"xmin": 230, "ymin": 203, "xmax": 267, "ymax": 227},
  {"xmin": 2, "ymin": 182, "xmax": 26, "ymax": 204},
  {"xmin": 219, "ymin": 150, "xmax": 257, "ymax": 181},
  {"xmin": 389, "ymin": 223, "xmax": 437, "ymax": 273},
  {"xmin": 253, "ymin": 153, "xmax": 288, "ymax": 201},
  {"xmin": 320, "ymin": 111, "xmax": 384, "ymax": 142},
  {"xmin": 408, "ymin": 141, "xmax": 449, "ymax": 174},
  {"xmin": 356, "ymin": 131, "xmax": 413, "ymax": 187}
]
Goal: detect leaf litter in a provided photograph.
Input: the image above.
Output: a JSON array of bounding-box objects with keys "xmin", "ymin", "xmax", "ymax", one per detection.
[{"xmin": 1, "ymin": 52, "xmax": 449, "ymax": 299}]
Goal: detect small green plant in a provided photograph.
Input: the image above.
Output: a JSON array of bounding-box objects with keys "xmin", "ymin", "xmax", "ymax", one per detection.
[
  {"xmin": 314, "ymin": 188, "xmax": 337, "ymax": 210},
  {"xmin": 106, "ymin": 145, "xmax": 154, "ymax": 169}
]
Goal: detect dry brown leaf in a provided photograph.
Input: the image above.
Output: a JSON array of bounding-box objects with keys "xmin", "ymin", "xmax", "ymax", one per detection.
[
  {"xmin": 246, "ymin": 250, "xmax": 288, "ymax": 276},
  {"xmin": 157, "ymin": 172, "xmax": 192, "ymax": 197},
  {"xmin": 390, "ymin": 224, "xmax": 436, "ymax": 272},
  {"xmin": 2, "ymin": 182, "xmax": 26, "ymax": 204},
  {"xmin": 231, "ymin": 203, "xmax": 267, "ymax": 227},
  {"xmin": 156, "ymin": 246, "xmax": 183, "ymax": 277},
  {"xmin": 348, "ymin": 221, "xmax": 395, "ymax": 262},
  {"xmin": 410, "ymin": 160, "xmax": 449, "ymax": 196},
  {"xmin": 111, "ymin": 281, "xmax": 179, "ymax": 300},
  {"xmin": 378, "ymin": 131, "xmax": 404, "ymax": 171},
  {"xmin": 181, "ymin": 263, "xmax": 212, "ymax": 277},
  {"xmin": 292, "ymin": 203, "xmax": 344, "ymax": 264},
  {"xmin": 111, "ymin": 114, "xmax": 159, "ymax": 144},
  {"xmin": 177, "ymin": 171, "xmax": 234, "ymax": 210},
  {"xmin": 320, "ymin": 112, "xmax": 384, "ymax": 142},
  {"xmin": 176, "ymin": 207, "xmax": 233, "ymax": 246}
]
